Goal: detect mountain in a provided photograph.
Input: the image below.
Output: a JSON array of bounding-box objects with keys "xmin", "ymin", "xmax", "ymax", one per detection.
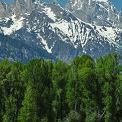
[
  {"xmin": 0, "ymin": 0, "xmax": 122, "ymax": 63},
  {"xmin": 66, "ymin": 0, "xmax": 122, "ymax": 28}
]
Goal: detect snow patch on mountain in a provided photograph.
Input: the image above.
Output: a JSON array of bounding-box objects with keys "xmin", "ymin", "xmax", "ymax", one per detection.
[
  {"xmin": 37, "ymin": 33, "xmax": 52, "ymax": 53},
  {"xmin": 50, "ymin": 20, "xmax": 70, "ymax": 36},
  {"xmin": 93, "ymin": 0, "xmax": 108, "ymax": 3},
  {"xmin": 42, "ymin": 7, "xmax": 57, "ymax": 21},
  {"xmin": 1, "ymin": 14, "xmax": 24, "ymax": 35},
  {"xmin": 50, "ymin": 19, "xmax": 93, "ymax": 48},
  {"xmin": 96, "ymin": 26, "xmax": 122, "ymax": 46},
  {"xmin": 97, "ymin": 26, "xmax": 116, "ymax": 40}
]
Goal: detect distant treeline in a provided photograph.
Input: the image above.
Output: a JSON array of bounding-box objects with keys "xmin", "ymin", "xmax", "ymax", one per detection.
[{"xmin": 0, "ymin": 54, "xmax": 121, "ymax": 122}]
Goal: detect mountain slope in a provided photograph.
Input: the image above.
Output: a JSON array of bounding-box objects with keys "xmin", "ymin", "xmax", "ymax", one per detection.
[
  {"xmin": 66, "ymin": 0, "xmax": 122, "ymax": 28},
  {"xmin": 0, "ymin": 0, "xmax": 122, "ymax": 62}
]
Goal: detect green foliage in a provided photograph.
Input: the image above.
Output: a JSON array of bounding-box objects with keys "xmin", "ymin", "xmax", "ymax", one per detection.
[
  {"xmin": 63, "ymin": 111, "xmax": 81, "ymax": 122},
  {"xmin": 18, "ymin": 84, "xmax": 38, "ymax": 122},
  {"xmin": 52, "ymin": 61, "xmax": 69, "ymax": 120},
  {"xmin": 0, "ymin": 54, "xmax": 121, "ymax": 122}
]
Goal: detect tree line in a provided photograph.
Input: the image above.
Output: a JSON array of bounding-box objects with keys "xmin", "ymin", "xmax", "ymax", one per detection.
[{"xmin": 0, "ymin": 54, "xmax": 121, "ymax": 122}]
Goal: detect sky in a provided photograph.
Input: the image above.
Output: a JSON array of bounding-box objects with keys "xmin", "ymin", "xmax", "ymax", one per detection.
[
  {"xmin": 3, "ymin": 0, "xmax": 122, "ymax": 11},
  {"xmin": 111, "ymin": 0, "xmax": 122, "ymax": 11}
]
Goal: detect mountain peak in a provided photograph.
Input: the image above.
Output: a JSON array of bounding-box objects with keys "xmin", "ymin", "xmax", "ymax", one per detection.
[{"xmin": 66, "ymin": 0, "xmax": 122, "ymax": 28}]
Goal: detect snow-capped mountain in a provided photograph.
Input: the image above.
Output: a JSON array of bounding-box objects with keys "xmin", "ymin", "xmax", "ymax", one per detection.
[{"xmin": 0, "ymin": 0, "xmax": 122, "ymax": 62}]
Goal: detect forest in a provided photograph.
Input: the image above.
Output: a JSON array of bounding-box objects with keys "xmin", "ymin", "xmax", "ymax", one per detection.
[{"xmin": 0, "ymin": 54, "xmax": 121, "ymax": 122}]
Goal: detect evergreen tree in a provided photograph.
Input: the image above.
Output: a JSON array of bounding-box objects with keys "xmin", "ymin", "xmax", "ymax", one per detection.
[
  {"xmin": 0, "ymin": 54, "xmax": 121, "ymax": 122},
  {"xmin": 66, "ymin": 55, "xmax": 96, "ymax": 121},
  {"xmin": 52, "ymin": 61, "xmax": 69, "ymax": 121},
  {"xmin": 18, "ymin": 59, "xmax": 53, "ymax": 122},
  {"xmin": 2, "ymin": 62, "xmax": 24, "ymax": 122},
  {"xmin": 96, "ymin": 54, "xmax": 120, "ymax": 122},
  {"xmin": 0, "ymin": 60, "xmax": 11, "ymax": 122}
]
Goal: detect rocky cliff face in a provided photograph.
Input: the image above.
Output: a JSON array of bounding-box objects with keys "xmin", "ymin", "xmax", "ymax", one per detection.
[
  {"xmin": 0, "ymin": 0, "xmax": 122, "ymax": 63},
  {"xmin": 0, "ymin": 1, "xmax": 7, "ymax": 18},
  {"xmin": 66, "ymin": 0, "xmax": 122, "ymax": 28}
]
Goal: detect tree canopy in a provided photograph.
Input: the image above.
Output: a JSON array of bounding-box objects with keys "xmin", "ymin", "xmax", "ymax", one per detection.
[{"xmin": 0, "ymin": 54, "xmax": 121, "ymax": 122}]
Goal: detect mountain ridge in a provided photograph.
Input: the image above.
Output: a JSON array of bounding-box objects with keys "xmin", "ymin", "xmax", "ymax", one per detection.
[{"xmin": 0, "ymin": 0, "xmax": 122, "ymax": 62}]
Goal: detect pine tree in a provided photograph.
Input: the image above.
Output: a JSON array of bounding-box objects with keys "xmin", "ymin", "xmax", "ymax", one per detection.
[
  {"xmin": 18, "ymin": 59, "xmax": 53, "ymax": 122},
  {"xmin": 96, "ymin": 54, "xmax": 120, "ymax": 122},
  {"xmin": 66, "ymin": 55, "xmax": 97, "ymax": 121},
  {"xmin": 18, "ymin": 82, "xmax": 38, "ymax": 122},
  {"xmin": 52, "ymin": 61, "xmax": 69, "ymax": 121},
  {"xmin": 2, "ymin": 62, "xmax": 24, "ymax": 122},
  {"xmin": 0, "ymin": 54, "xmax": 121, "ymax": 122},
  {"xmin": 0, "ymin": 60, "xmax": 12, "ymax": 122}
]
